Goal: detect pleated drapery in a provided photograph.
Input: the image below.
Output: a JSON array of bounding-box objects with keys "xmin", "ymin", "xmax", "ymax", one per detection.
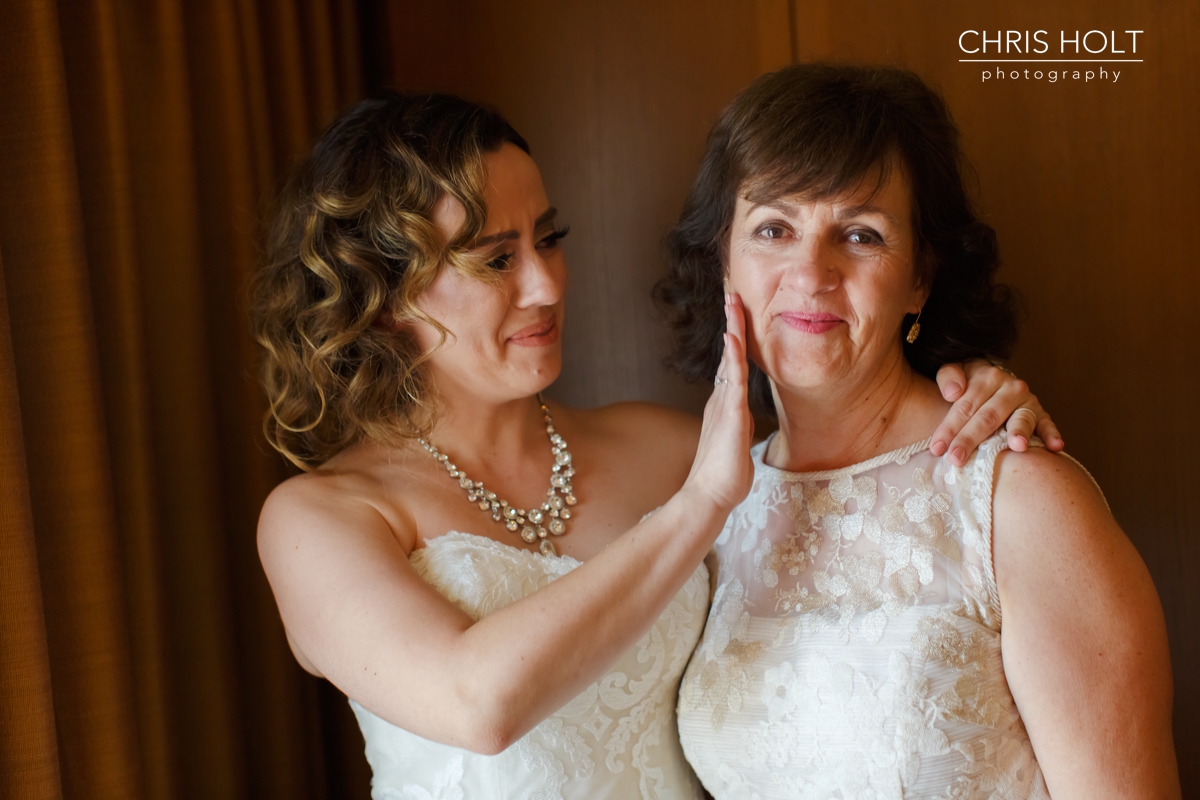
[{"xmin": 0, "ymin": 1, "xmax": 376, "ymax": 797}]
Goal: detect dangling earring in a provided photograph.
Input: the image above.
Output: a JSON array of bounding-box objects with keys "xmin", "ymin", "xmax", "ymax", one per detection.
[{"xmin": 906, "ymin": 308, "xmax": 923, "ymax": 344}]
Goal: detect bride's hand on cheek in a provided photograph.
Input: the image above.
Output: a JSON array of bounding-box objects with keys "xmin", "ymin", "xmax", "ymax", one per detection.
[
  {"xmin": 682, "ymin": 292, "xmax": 755, "ymax": 514},
  {"xmin": 931, "ymin": 359, "xmax": 1065, "ymax": 467}
]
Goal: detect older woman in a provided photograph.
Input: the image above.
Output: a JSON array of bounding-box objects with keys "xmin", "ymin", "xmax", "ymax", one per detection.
[{"xmin": 666, "ymin": 65, "xmax": 1179, "ymax": 799}]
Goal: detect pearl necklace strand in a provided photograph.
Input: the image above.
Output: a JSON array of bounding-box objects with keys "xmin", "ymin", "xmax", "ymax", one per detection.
[{"xmin": 418, "ymin": 395, "xmax": 577, "ymax": 556}]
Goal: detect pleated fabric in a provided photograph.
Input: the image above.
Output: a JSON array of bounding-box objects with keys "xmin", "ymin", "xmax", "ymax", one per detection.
[{"xmin": 0, "ymin": 1, "xmax": 375, "ymax": 797}]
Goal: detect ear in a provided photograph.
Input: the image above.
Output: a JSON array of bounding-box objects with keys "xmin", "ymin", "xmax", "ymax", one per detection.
[
  {"xmin": 907, "ymin": 243, "xmax": 934, "ymax": 314},
  {"xmin": 907, "ymin": 280, "xmax": 931, "ymax": 315}
]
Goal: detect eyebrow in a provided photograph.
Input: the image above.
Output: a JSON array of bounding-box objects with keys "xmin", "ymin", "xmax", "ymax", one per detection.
[
  {"xmin": 747, "ymin": 198, "xmax": 900, "ymax": 228},
  {"xmin": 472, "ymin": 207, "xmax": 558, "ymax": 248},
  {"xmin": 836, "ymin": 204, "xmax": 900, "ymax": 226},
  {"xmin": 748, "ymin": 199, "xmax": 800, "ymax": 217}
]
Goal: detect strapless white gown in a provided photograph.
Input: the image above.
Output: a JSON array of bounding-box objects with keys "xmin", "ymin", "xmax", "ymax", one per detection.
[{"xmin": 349, "ymin": 531, "xmax": 709, "ymax": 799}]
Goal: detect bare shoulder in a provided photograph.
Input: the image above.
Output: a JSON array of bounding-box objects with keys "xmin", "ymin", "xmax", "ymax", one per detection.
[
  {"xmin": 991, "ymin": 446, "xmax": 1156, "ymax": 618},
  {"xmin": 257, "ymin": 452, "xmax": 418, "ymax": 566},
  {"xmin": 993, "ymin": 447, "xmax": 1110, "ymax": 534}
]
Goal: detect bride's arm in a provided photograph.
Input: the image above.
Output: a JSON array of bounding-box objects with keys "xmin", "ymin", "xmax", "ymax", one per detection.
[{"xmin": 257, "ymin": 295, "xmax": 754, "ymax": 755}]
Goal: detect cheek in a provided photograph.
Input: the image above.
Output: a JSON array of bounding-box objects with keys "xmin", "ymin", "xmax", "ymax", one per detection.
[
  {"xmin": 726, "ymin": 252, "xmax": 775, "ymax": 309},
  {"xmin": 844, "ymin": 260, "xmax": 914, "ymax": 337},
  {"xmin": 725, "ymin": 254, "xmax": 776, "ymax": 361},
  {"xmin": 414, "ymin": 271, "xmax": 508, "ymax": 348}
]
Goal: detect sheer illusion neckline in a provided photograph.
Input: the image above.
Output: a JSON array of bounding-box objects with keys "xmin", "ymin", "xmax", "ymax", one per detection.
[{"xmin": 756, "ymin": 431, "xmax": 935, "ymax": 482}]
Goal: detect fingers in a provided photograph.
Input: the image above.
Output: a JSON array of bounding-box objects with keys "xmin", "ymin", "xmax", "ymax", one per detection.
[
  {"xmin": 723, "ymin": 292, "xmax": 749, "ymax": 388},
  {"xmin": 930, "ymin": 362, "xmax": 1004, "ymax": 458},
  {"xmin": 686, "ymin": 293, "xmax": 755, "ymax": 510},
  {"xmin": 1004, "ymin": 407, "xmax": 1039, "ymax": 452},
  {"xmin": 1036, "ymin": 416, "xmax": 1065, "ymax": 451},
  {"xmin": 932, "ymin": 360, "xmax": 1064, "ymax": 466},
  {"xmin": 943, "ymin": 390, "xmax": 1013, "ymax": 465},
  {"xmin": 1014, "ymin": 395, "xmax": 1065, "ymax": 451},
  {"xmin": 935, "ymin": 363, "xmax": 967, "ymax": 402}
]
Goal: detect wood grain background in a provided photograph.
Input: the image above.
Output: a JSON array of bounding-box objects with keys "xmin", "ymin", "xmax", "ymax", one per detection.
[{"xmin": 377, "ymin": 0, "xmax": 1199, "ymax": 790}]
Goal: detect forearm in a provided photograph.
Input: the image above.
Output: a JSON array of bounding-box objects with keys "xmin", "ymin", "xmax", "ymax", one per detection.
[{"xmin": 444, "ymin": 488, "xmax": 727, "ymax": 750}]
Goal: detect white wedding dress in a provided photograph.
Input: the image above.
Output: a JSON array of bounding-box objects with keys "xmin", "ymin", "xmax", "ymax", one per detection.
[
  {"xmin": 677, "ymin": 433, "xmax": 1051, "ymax": 799},
  {"xmin": 349, "ymin": 531, "xmax": 709, "ymax": 800}
]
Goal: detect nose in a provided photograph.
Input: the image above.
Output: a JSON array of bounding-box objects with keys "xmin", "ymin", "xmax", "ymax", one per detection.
[
  {"xmin": 511, "ymin": 246, "xmax": 563, "ymax": 309},
  {"xmin": 784, "ymin": 234, "xmax": 841, "ymax": 296}
]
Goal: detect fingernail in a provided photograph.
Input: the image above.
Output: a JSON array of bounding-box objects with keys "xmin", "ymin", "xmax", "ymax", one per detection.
[
  {"xmin": 1013, "ymin": 435, "xmax": 1027, "ymax": 451},
  {"xmin": 946, "ymin": 382, "xmax": 963, "ymax": 397},
  {"xmin": 930, "ymin": 440, "xmax": 946, "ymax": 456},
  {"xmin": 950, "ymin": 446, "xmax": 965, "ymax": 464}
]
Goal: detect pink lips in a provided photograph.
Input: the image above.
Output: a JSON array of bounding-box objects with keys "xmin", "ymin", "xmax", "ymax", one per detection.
[
  {"xmin": 508, "ymin": 318, "xmax": 559, "ymax": 347},
  {"xmin": 780, "ymin": 312, "xmax": 844, "ymax": 334}
]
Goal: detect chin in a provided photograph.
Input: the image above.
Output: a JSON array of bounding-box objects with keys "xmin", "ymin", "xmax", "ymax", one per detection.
[
  {"xmin": 759, "ymin": 346, "xmax": 847, "ymax": 393},
  {"xmin": 510, "ymin": 353, "xmax": 562, "ymax": 397}
]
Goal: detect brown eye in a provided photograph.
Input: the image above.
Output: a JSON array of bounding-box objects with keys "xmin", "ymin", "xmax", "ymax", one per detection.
[
  {"xmin": 487, "ymin": 253, "xmax": 514, "ymax": 271},
  {"xmin": 758, "ymin": 224, "xmax": 788, "ymax": 239},
  {"xmin": 848, "ymin": 229, "xmax": 881, "ymax": 245}
]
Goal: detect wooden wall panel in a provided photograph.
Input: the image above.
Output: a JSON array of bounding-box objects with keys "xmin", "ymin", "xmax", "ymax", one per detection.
[
  {"xmin": 382, "ymin": 0, "xmax": 791, "ymax": 413},
  {"xmin": 791, "ymin": 1, "xmax": 1200, "ymax": 792},
  {"xmin": 381, "ymin": 0, "xmax": 1197, "ymax": 792}
]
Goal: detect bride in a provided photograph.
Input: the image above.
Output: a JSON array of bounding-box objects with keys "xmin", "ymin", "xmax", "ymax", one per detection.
[{"xmin": 251, "ymin": 91, "xmax": 1060, "ymax": 799}]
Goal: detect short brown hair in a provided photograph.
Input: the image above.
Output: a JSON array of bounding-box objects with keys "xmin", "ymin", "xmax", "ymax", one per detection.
[
  {"xmin": 251, "ymin": 91, "xmax": 528, "ymax": 469},
  {"xmin": 655, "ymin": 63, "xmax": 1019, "ymax": 415}
]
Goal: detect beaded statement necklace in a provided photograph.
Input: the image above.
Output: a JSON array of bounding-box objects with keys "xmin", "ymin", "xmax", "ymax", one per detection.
[{"xmin": 418, "ymin": 395, "xmax": 577, "ymax": 556}]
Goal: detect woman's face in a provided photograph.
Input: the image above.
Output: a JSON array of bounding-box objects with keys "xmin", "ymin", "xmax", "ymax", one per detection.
[
  {"xmin": 726, "ymin": 165, "xmax": 925, "ymax": 394},
  {"xmin": 411, "ymin": 143, "xmax": 568, "ymax": 404}
]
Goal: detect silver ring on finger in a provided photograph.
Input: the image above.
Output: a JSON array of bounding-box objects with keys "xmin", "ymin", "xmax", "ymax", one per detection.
[
  {"xmin": 1009, "ymin": 407, "xmax": 1039, "ymax": 425},
  {"xmin": 714, "ymin": 376, "xmax": 729, "ymax": 386},
  {"xmin": 987, "ymin": 359, "xmax": 1017, "ymax": 377}
]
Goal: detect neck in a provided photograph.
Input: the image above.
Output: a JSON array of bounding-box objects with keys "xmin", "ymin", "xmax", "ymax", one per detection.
[
  {"xmin": 768, "ymin": 347, "xmax": 944, "ymax": 472},
  {"xmin": 426, "ymin": 388, "xmax": 550, "ymax": 471}
]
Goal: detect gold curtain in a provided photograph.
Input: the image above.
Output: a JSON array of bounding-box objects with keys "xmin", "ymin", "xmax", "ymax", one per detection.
[{"xmin": 0, "ymin": 0, "xmax": 375, "ymax": 797}]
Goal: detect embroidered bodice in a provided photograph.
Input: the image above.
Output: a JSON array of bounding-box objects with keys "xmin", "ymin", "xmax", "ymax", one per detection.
[
  {"xmin": 677, "ymin": 433, "xmax": 1049, "ymax": 799},
  {"xmin": 350, "ymin": 531, "xmax": 708, "ymax": 800}
]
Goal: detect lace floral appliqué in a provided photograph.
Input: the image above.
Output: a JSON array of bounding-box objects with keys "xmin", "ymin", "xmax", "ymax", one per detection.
[{"xmin": 677, "ymin": 435, "xmax": 1050, "ymax": 800}]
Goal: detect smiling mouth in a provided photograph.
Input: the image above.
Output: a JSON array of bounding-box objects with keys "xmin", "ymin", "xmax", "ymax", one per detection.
[
  {"xmin": 780, "ymin": 312, "xmax": 845, "ymax": 334},
  {"xmin": 508, "ymin": 318, "xmax": 559, "ymax": 346}
]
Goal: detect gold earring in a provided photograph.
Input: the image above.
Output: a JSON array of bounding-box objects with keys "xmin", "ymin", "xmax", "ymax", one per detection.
[{"xmin": 906, "ymin": 308, "xmax": 922, "ymax": 344}]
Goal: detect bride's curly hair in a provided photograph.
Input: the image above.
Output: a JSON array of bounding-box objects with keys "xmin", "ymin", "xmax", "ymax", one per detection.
[{"xmin": 251, "ymin": 91, "xmax": 529, "ymax": 469}]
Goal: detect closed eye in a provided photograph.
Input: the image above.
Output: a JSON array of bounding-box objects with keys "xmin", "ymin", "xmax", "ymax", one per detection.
[
  {"xmin": 487, "ymin": 252, "xmax": 514, "ymax": 271},
  {"xmin": 536, "ymin": 225, "xmax": 571, "ymax": 250}
]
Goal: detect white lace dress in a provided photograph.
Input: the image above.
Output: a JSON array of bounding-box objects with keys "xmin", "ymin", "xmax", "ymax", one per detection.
[
  {"xmin": 350, "ymin": 531, "xmax": 709, "ymax": 800},
  {"xmin": 677, "ymin": 433, "xmax": 1050, "ymax": 799}
]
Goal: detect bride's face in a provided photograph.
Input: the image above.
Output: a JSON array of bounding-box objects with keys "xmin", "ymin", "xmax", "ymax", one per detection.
[{"xmin": 411, "ymin": 143, "xmax": 568, "ymax": 404}]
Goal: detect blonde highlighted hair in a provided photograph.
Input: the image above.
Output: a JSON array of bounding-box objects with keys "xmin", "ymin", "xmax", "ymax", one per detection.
[{"xmin": 251, "ymin": 92, "xmax": 529, "ymax": 469}]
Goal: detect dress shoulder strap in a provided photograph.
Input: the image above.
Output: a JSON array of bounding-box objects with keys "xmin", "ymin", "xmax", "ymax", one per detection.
[
  {"xmin": 962, "ymin": 434, "xmax": 1108, "ymax": 630},
  {"xmin": 957, "ymin": 432, "xmax": 1014, "ymax": 628}
]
